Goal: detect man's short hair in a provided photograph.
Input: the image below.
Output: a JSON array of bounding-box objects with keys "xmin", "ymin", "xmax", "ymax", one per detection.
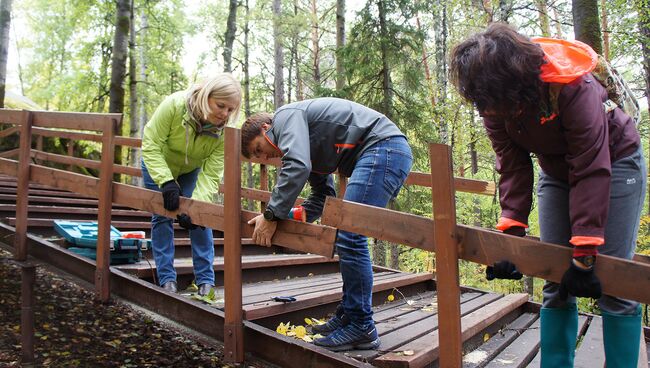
[{"xmin": 241, "ymin": 112, "xmax": 273, "ymax": 158}]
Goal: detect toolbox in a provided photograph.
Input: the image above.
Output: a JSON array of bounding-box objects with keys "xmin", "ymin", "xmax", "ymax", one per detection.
[{"xmin": 53, "ymin": 220, "xmax": 146, "ymax": 264}]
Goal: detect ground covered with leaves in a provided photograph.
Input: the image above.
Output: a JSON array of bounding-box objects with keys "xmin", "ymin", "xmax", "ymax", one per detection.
[{"xmin": 0, "ymin": 249, "xmax": 276, "ymax": 368}]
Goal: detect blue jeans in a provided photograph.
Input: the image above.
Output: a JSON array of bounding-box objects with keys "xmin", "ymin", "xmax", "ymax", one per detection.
[
  {"xmin": 337, "ymin": 136, "xmax": 413, "ymax": 328},
  {"xmin": 141, "ymin": 160, "xmax": 215, "ymax": 286},
  {"xmin": 538, "ymin": 147, "xmax": 646, "ymax": 315}
]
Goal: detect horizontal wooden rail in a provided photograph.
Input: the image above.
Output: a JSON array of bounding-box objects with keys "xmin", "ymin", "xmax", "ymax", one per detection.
[
  {"xmin": 0, "ymin": 109, "xmax": 26, "ymax": 123},
  {"xmin": 31, "ymin": 111, "xmax": 121, "ymax": 131},
  {"xmin": 31, "ymin": 127, "xmax": 141, "ymax": 148},
  {"xmin": 0, "ymin": 148, "xmax": 18, "ymax": 158},
  {"xmin": 405, "ymin": 171, "xmax": 496, "ymax": 196},
  {"xmin": 320, "ymin": 196, "xmax": 650, "ymax": 305},
  {"xmin": 30, "ymin": 149, "xmax": 141, "ymax": 177},
  {"xmin": 219, "ymin": 185, "xmax": 305, "ymax": 205},
  {"xmin": 0, "ymin": 125, "xmax": 18, "ymax": 138},
  {"xmin": 0, "ymin": 157, "xmax": 336, "ymax": 258}
]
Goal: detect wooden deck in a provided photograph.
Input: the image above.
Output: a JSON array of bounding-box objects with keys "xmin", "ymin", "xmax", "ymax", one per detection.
[{"xmin": 1, "ymin": 178, "xmax": 649, "ymax": 367}]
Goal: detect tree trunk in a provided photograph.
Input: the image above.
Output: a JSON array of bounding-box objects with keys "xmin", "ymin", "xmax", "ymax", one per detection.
[
  {"xmin": 311, "ymin": 0, "xmax": 321, "ymax": 86},
  {"xmin": 335, "ymin": 0, "xmax": 345, "ymax": 91},
  {"xmin": 0, "ymin": 0, "xmax": 12, "ymax": 108},
  {"xmin": 572, "ymin": 0, "xmax": 603, "ymax": 54},
  {"xmin": 295, "ymin": 0, "xmax": 304, "ymax": 101},
  {"xmin": 416, "ymin": 15, "xmax": 436, "ymax": 109},
  {"xmin": 273, "ymin": 0, "xmax": 285, "ymax": 109},
  {"xmin": 244, "ymin": 0, "xmax": 254, "ymax": 210},
  {"xmin": 223, "ymin": 0, "xmax": 238, "ymax": 72},
  {"xmin": 553, "ymin": 6, "xmax": 563, "ymax": 37},
  {"xmin": 128, "ymin": 0, "xmax": 139, "ymax": 185},
  {"xmin": 373, "ymin": 239, "xmax": 387, "ymax": 267},
  {"xmin": 637, "ymin": 0, "xmax": 650, "ymax": 213},
  {"xmin": 109, "ymin": 0, "xmax": 132, "ymax": 180},
  {"xmin": 378, "ymin": 0, "xmax": 392, "ymax": 119},
  {"xmin": 536, "ymin": 0, "xmax": 551, "ymax": 37},
  {"xmin": 601, "ymin": 0, "xmax": 609, "ymax": 60}
]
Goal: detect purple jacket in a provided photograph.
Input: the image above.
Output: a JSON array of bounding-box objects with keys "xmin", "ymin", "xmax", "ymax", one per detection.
[{"xmin": 485, "ymin": 75, "xmax": 640, "ymax": 239}]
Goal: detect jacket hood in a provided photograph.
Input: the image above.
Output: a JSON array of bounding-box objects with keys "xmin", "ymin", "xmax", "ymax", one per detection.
[{"xmin": 532, "ymin": 37, "xmax": 598, "ymax": 83}]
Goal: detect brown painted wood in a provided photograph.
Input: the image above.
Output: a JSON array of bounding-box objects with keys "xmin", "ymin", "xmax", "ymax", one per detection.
[
  {"xmin": 0, "ymin": 186, "xmax": 95, "ymax": 199},
  {"xmin": 0, "ymin": 205, "xmax": 150, "ymax": 217},
  {"xmin": 259, "ymin": 164, "xmax": 268, "ymax": 211},
  {"xmin": 0, "ymin": 125, "xmax": 18, "ymax": 138},
  {"xmin": 30, "ymin": 127, "xmax": 141, "ymax": 148},
  {"xmin": 374, "ymin": 293, "xmax": 528, "ymax": 368},
  {"xmin": 0, "ymin": 194, "xmax": 99, "ymax": 206},
  {"xmin": 429, "ymin": 143, "xmax": 462, "ymax": 368},
  {"xmin": 20, "ymin": 262, "xmax": 36, "ymax": 365},
  {"xmin": 463, "ymin": 312, "xmax": 538, "ymax": 367},
  {"xmin": 482, "ymin": 318, "xmax": 540, "ymax": 368},
  {"xmin": 244, "ymin": 155, "xmax": 282, "ymax": 167},
  {"xmin": 30, "ymin": 149, "xmax": 141, "ymax": 177},
  {"xmin": 0, "ymin": 157, "xmax": 336, "ymax": 256},
  {"xmin": 223, "ymin": 127, "xmax": 244, "ymax": 363},
  {"xmin": 0, "ymin": 109, "xmax": 25, "ymax": 124},
  {"xmin": 0, "ymin": 148, "xmax": 18, "ymax": 158},
  {"xmin": 31, "ymin": 110, "xmax": 122, "ymax": 131},
  {"xmin": 67, "ymin": 140, "xmax": 74, "ymax": 171},
  {"xmin": 405, "ymin": 171, "xmax": 496, "ymax": 196},
  {"xmin": 95, "ymin": 118, "xmax": 115, "ymax": 302},
  {"xmin": 218, "ymin": 185, "xmax": 305, "ymax": 205},
  {"xmin": 337, "ymin": 173, "xmax": 347, "ymax": 197},
  {"xmin": 322, "ymin": 197, "xmax": 434, "ymax": 252},
  {"xmin": 15, "ymin": 111, "xmax": 32, "ymax": 261},
  {"xmin": 242, "ymin": 272, "xmax": 433, "ymax": 320},
  {"xmin": 4, "ymin": 218, "xmax": 166, "ymax": 229}
]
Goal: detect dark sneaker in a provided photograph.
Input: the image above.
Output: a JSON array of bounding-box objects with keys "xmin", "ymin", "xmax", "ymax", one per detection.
[
  {"xmin": 161, "ymin": 281, "xmax": 177, "ymax": 293},
  {"xmin": 313, "ymin": 323, "xmax": 381, "ymax": 351},
  {"xmin": 311, "ymin": 313, "xmax": 350, "ymax": 335},
  {"xmin": 198, "ymin": 283, "xmax": 214, "ymax": 296}
]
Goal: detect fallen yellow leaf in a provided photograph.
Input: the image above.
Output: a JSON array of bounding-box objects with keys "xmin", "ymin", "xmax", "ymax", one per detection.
[
  {"xmin": 403, "ymin": 350, "xmax": 414, "ymax": 356},
  {"xmin": 387, "ymin": 294, "xmax": 395, "ymax": 302},
  {"xmin": 294, "ymin": 326, "xmax": 307, "ymax": 338},
  {"xmin": 483, "ymin": 333, "xmax": 490, "ymax": 342}
]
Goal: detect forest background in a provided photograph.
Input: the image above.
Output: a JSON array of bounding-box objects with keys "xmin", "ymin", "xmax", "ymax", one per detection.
[{"xmin": 0, "ymin": 0, "xmax": 649, "ymax": 317}]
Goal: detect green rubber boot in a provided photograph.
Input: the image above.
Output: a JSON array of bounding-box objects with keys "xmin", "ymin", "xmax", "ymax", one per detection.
[
  {"xmin": 602, "ymin": 306, "xmax": 642, "ymax": 368},
  {"xmin": 540, "ymin": 304, "xmax": 578, "ymax": 368}
]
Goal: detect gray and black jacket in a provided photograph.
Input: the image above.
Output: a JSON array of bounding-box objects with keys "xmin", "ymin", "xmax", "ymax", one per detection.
[{"xmin": 265, "ymin": 97, "xmax": 405, "ymax": 221}]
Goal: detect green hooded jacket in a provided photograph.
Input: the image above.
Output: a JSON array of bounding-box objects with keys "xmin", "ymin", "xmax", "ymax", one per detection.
[{"xmin": 141, "ymin": 91, "xmax": 224, "ymax": 203}]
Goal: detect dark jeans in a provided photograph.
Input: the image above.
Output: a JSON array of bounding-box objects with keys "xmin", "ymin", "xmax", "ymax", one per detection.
[{"xmin": 337, "ymin": 136, "xmax": 413, "ymax": 328}]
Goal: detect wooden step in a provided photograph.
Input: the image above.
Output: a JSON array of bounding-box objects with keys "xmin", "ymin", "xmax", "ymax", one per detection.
[
  {"xmin": 115, "ymin": 253, "xmax": 337, "ymax": 277},
  {"xmin": 372, "ymin": 293, "xmax": 528, "ymax": 367},
  {"xmin": 238, "ymin": 271, "xmax": 433, "ymax": 320}
]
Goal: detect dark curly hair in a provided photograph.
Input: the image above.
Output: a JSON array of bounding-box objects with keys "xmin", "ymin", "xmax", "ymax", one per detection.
[
  {"xmin": 241, "ymin": 112, "xmax": 273, "ymax": 158},
  {"xmin": 450, "ymin": 23, "xmax": 545, "ymax": 120}
]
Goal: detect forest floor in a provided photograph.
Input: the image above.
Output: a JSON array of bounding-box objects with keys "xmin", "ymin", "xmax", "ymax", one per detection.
[{"xmin": 0, "ymin": 248, "xmax": 278, "ymax": 368}]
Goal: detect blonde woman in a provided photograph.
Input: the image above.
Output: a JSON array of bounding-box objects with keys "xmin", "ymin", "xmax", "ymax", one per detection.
[{"xmin": 141, "ymin": 73, "xmax": 241, "ymax": 295}]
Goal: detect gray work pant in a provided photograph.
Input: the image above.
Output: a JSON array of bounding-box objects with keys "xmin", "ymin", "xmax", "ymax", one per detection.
[{"xmin": 538, "ymin": 147, "xmax": 646, "ymax": 315}]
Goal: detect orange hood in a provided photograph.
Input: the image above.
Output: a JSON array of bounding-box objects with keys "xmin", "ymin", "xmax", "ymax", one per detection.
[{"xmin": 532, "ymin": 37, "xmax": 598, "ymax": 83}]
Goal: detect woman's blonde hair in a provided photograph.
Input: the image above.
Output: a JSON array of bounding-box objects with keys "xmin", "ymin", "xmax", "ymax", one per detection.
[{"xmin": 186, "ymin": 72, "xmax": 242, "ymax": 126}]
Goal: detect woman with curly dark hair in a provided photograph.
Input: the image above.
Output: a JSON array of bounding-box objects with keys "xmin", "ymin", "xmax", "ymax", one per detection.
[{"xmin": 450, "ymin": 23, "xmax": 644, "ymax": 367}]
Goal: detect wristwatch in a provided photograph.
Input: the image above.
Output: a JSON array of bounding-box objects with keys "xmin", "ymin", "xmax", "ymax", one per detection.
[
  {"xmin": 573, "ymin": 255, "xmax": 596, "ymax": 269},
  {"xmin": 263, "ymin": 208, "xmax": 277, "ymax": 221}
]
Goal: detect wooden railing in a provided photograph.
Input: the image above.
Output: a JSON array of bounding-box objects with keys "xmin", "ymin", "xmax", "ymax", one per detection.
[{"xmin": 5, "ymin": 109, "xmax": 649, "ymax": 367}]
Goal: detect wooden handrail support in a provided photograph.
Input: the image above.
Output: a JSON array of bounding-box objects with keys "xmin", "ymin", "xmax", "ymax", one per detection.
[
  {"xmin": 95, "ymin": 117, "xmax": 116, "ymax": 302},
  {"xmin": 29, "ymin": 149, "xmax": 141, "ymax": 177},
  {"xmin": 224, "ymin": 127, "xmax": 244, "ymax": 362},
  {"xmin": 0, "ymin": 158, "xmax": 337, "ymax": 258}
]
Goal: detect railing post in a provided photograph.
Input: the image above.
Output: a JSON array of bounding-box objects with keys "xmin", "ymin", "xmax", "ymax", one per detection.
[
  {"xmin": 20, "ymin": 261, "xmax": 36, "ymax": 367},
  {"xmin": 95, "ymin": 117, "xmax": 116, "ymax": 302},
  {"xmin": 259, "ymin": 163, "xmax": 268, "ymax": 212},
  {"xmin": 337, "ymin": 173, "xmax": 347, "ymax": 198},
  {"xmin": 224, "ymin": 127, "xmax": 244, "ymax": 363},
  {"xmin": 429, "ymin": 143, "xmax": 461, "ymax": 367},
  {"xmin": 15, "ymin": 110, "xmax": 33, "ymax": 261}
]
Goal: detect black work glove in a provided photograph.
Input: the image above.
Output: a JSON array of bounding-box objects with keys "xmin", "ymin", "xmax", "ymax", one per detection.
[
  {"xmin": 177, "ymin": 213, "xmax": 203, "ymax": 230},
  {"xmin": 559, "ymin": 259, "xmax": 601, "ymax": 300},
  {"xmin": 503, "ymin": 226, "xmax": 526, "ymax": 237},
  {"xmin": 161, "ymin": 180, "xmax": 181, "ymax": 211},
  {"xmin": 486, "ymin": 260, "xmax": 524, "ymax": 280}
]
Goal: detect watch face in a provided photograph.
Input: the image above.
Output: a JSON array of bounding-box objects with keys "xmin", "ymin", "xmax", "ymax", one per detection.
[{"xmin": 263, "ymin": 209, "xmax": 274, "ymax": 221}]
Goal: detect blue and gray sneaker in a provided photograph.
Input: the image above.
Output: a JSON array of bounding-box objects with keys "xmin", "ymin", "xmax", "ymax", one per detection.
[
  {"xmin": 313, "ymin": 323, "xmax": 381, "ymax": 351},
  {"xmin": 311, "ymin": 305, "xmax": 349, "ymax": 335}
]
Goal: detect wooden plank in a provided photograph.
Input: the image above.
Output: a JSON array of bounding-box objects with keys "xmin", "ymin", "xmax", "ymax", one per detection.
[
  {"xmin": 374, "ymin": 293, "xmax": 529, "ymax": 368},
  {"xmin": 0, "ymin": 109, "xmax": 25, "ymax": 124},
  {"xmin": 0, "ymin": 125, "xmax": 18, "ymax": 138},
  {"xmin": 95, "ymin": 117, "xmax": 115, "ymax": 302},
  {"xmin": 526, "ymin": 315, "xmax": 589, "ymax": 368},
  {"xmin": 482, "ymin": 318, "xmax": 540, "ymax": 367},
  {"xmin": 0, "ymin": 194, "xmax": 100, "ymax": 206},
  {"xmin": 29, "ymin": 149, "xmax": 141, "ymax": 177},
  {"xmin": 575, "ymin": 316, "xmax": 603, "ymax": 368},
  {"xmin": 458, "ymin": 224, "xmax": 650, "ymax": 305},
  {"xmin": 322, "ymin": 197, "xmax": 434, "ymax": 252},
  {"xmin": 0, "ymin": 148, "xmax": 18, "ymax": 158},
  {"xmin": 223, "ymin": 127, "xmax": 244, "ymax": 363},
  {"xmin": 31, "ymin": 110, "xmax": 122, "ymax": 131},
  {"xmin": 405, "ymin": 171, "xmax": 496, "ymax": 196},
  {"xmin": 218, "ymin": 185, "xmax": 305, "ymax": 206},
  {"xmin": 350, "ymin": 292, "xmax": 497, "ymax": 362},
  {"xmin": 430, "ymin": 143, "xmax": 462, "ymax": 368},
  {"xmin": 15, "ymin": 111, "xmax": 32, "ymax": 261},
  {"xmin": 259, "ymin": 164, "xmax": 268, "ymax": 212},
  {"xmin": 0, "ymin": 186, "xmax": 96, "ymax": 199},
  {"xmin": 30, "ymin": 127, "xmax": 141, "ymax": 148},
  {"xmin": 242, "ymin": 272, "xmax": 433, "ymax": 320},
  {"xmin": 463, "ymin": 313, "xmax": 538, "ymax": 368},
  {"xmin": 0, "ymin": 205, "xmax": 150, "ymax": 217},
  {"xmin": 5, "ymin": 218, "xmax": 171, "ymax": 230}
]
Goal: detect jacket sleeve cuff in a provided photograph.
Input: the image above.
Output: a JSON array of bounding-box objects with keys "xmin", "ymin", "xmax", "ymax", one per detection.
[
  {"xmin": 570, "ymin": 236, "xmax": 604, "ymax": 247},
  {"xmin": 496, "ymin": 217, "xmax": 528, "ymax": 231}
]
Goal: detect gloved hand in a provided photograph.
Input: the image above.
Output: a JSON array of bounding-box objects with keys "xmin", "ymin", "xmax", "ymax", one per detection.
[
  {"xmin": 177, "ymin": 213, "xmax": 203, "ymax": 230},
  {"xmin": 486, "ymin": 260, "xmax": 523, "ymax": 280},
  {"xmin": 503, "ymin": 226, "xmax": 526, "ymax": 237},
  {"xmin": 559, "ymin": 253, "xmax": 601, "ymax": 300},
  {"xmin": 161, "ymin": 180, "xmax": 181, "ymax": 211}
]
